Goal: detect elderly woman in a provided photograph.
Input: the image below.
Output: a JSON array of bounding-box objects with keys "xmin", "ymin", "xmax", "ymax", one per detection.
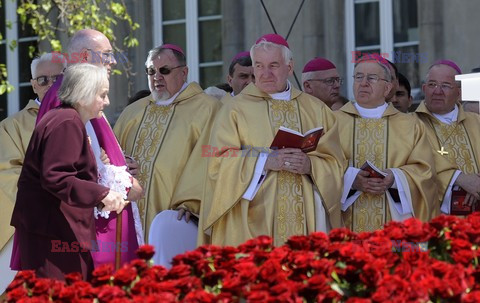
[{"xmin": 10, "ymin": 64, "xmax": 128, "ymax": 281}]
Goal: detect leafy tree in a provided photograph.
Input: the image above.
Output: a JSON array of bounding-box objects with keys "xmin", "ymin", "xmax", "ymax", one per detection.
[{"xmin": 0, "ymin": 0, "xmax": 139, "ymax": 95}]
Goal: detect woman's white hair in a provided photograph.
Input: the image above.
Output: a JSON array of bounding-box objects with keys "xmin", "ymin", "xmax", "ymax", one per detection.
[
  {"xmin": 31, "ymin": 53, "xmax": 67, "ymax": 79},
  {"xmin": 250, "ymin": 41, "xmax": 293, "ymax": 65},
  {"xmin": 58, "ymin": 64, "xmax": 108, "ymax": 108}
]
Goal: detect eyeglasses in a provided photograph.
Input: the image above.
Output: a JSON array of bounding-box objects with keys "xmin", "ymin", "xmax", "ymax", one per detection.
[
  {"xmin": 146, "ymin": 65, "xmax": 185, "ymax": 76},
  {"xmin": 86, "ymin": 48, "xmax": 116, "ymax": 64},
  {"xmin": 353, "ymin": 73, "xmax": 390, "ymax": 84},
  {"xmin": 308, "ymin": 77, "xmax": 343, "ymax": 86},
  {"xmin": 33, "ymin": 75, "xmax": 61, "ymax": 86},
  {"xmin": 425, "ymin": 82, "xmax": 456, "ymax": 91}
]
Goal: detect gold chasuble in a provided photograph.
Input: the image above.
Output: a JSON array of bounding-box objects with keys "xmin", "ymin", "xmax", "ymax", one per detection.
[
  {"xmin": 0, "ymin": 99, "xmax": 39, "ymax": 250},
  {"xmin": 416, "ymin": 102, "xmax": 479, "ymax": 203},
  {"xmin": 220, "ymin": 93, "xmax": 233, "ymax": 105},
  {"xmin": 113, "ymin": 83, "xmax": 219, "ymax": 238},
  {"xmin": 335, "ymin": 103, "xmax": 436, "ymax": 232},
  {"xmin": 201, "ymin": 83, "xmax": 346, "ymax": 247}
]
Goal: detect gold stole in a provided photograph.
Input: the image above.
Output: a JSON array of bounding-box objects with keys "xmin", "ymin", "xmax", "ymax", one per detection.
[
  {"xmin": 343, "ymin": 117, "xmax": 392, "ymax": 232},
  {"xmin": 267, "ymin": 99, "xmax": 306, "ymax": 246},
  {"xmin": 130, "ymin": 103, "xmax": 176, "ymax": 227},
  {"xmin": 432, "ymin": 121, "xmax": 478, "ymax": 174}
]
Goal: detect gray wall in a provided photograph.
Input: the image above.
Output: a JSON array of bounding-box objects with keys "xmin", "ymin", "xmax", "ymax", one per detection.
[
  {"xmin": 222, "ymin": 0, "xmax": 346, "ymax": 93},
  {"xmin": 419, "ymin": 0, "xmax": 480, "ymax": 81}
]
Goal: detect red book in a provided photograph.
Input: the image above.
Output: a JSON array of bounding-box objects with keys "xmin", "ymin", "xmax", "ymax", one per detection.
[
  {"xmin": 270, "ymin": 126, "xmax": 324, "ymax": 153},
  {"xmin": 451, "ymin": 188, "xmax": 474, "ymax": 215},
  {"xmin": 360, "ymin": 160, "xmax": 387, "ymax": 178}
]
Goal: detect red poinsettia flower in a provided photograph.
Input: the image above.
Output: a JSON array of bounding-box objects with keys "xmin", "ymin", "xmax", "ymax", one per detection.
[
  {"xmin": 136, "ymin": 244, "xmax": 155, "ymax": 260},
  {"xmin": 182, "ymin": 289, "xmax": 216, "ymax": 303},
  {"xmin": 6, "ymin": 214, "xmax": 480, "ymax": 302},
  {"xmin": 113, "ymin": 265, "xmax": 138, "ymax": 286},
  {"xmin": 91, "ymin": 263, "xmax": 114, "ymax": 286}
]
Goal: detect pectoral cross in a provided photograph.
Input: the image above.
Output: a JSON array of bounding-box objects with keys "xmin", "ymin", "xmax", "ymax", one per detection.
[{"xmin": 437, "ymin": 146, "xmax": 448, "ymax": 156}]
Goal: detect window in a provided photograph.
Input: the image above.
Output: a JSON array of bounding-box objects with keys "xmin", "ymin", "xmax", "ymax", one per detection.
[
  {"xmin": 0, "ymin": 0, "xmax": 38, "ymax": 121},
  {"xmin": 345, "ymin": 0, "xmax": 419, "ymax": 100},
  {"xmin": 152, "ymin": 0, "xmax": 222, "ymax": 89}
]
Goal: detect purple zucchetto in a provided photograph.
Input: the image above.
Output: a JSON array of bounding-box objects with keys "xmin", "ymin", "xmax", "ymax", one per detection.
[
  {"xmin": 160, "ymin": 44, "xmax": 185, "ymax": 56},
  {"xmin": 255, "ymin": 33, "xmax": 289, "ymax": 49},
  {"xmin": 302, "ymin": 57, "xmax": 336, "ymax": 73},
  {"xmin": 431, "ymin": 59, "xmax": 462, "ymax": 74},
  {"xmin": 232, "ymin": 51, "xmax": 250, "ymax": 62}
]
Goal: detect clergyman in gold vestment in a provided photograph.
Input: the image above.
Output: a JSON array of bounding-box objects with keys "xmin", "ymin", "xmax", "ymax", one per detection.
[
  {"xmin": 114, "ymin": 44, "xmax": 220, "ymax": 246},
  {"xmin": 415, "ymin": 60, "xmax": 480, "ymax": 214},
  {"xmin": 335, "ymin": 56, "xmax": 437, "ymax": 233},
  {"xmin": 201, "ymin": 34, "xmax": 346, "ymax": 247},
  {"xmin": 0, "ymin": 53, "xmax": 65, "ymax": 293}
]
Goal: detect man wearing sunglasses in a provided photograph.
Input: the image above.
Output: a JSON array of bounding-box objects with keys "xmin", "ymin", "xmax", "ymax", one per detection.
[
  {"xmin": 334, "ymin": 55, "xmax": 438, "ymax": 233},
  {"xmin": 416, "ymin": 60, "xmax": 480, "ymax": 215},
  {"xmin": 0, "ymin": 52, "xmax": 65, "ymax": 293},
  {"xmin": 114, "ymin": 44, "xmax": 220, "ymax": 267},
  {"xmin": 302, "ymin": 57, "xmax": 346, "ymax": 110}
]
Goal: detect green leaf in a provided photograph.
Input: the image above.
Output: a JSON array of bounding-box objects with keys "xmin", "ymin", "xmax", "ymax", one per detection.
[
  {"xmin": 8, "ymin": 40, "xmax": 17, "ymax": 51},
  {"xmin": 331, "ymin": 271, "xmax": 341, "ymax": 283},
  {"xmin": 331, "ymin": 283, "xmax": 345, "ymax": 296},
  {"xmin": 41, "ymin": 2, "xmax": 51, "ymax": 12},
  {"xmin": 28, "ymin": 45, "xmax": 36, "ymax": 58},
  {"xmin": 50, "ymin": 39, "xmax": 62, "ymax": 51},
  {"xmin": 0, "ymin": 84, "xmax": 6, "ymax": 95},
  {"xmin": 235, "ymin": 253, "xmax": 250, "ymax": 260},
  {"xmin": 110, "ymin": 2, "xmax": 124, "ymax": 15},
  {"xmin": 335, "ymin": 261, "xmax": 347, "ymax": 269}
]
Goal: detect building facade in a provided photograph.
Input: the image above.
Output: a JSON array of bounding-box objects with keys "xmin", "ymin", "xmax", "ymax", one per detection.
[{"xmin": 1, "ymin": 0, "xmax": 479, "ymax": 122}]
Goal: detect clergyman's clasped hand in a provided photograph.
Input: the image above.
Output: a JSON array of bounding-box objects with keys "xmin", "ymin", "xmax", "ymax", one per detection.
[{"xmin": 265, "ymin": 148, "xmax": 311, "ymax": 175}]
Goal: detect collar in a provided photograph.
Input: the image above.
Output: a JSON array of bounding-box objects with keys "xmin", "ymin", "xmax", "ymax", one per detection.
[
  {"xmin": 415, "ymin": 101, "xmax": 467, "ymax": 125},
  {"xmin": 240, "ymin": 82, "xmax": 303, "ymax": 100},
  {"xmin": 353, "ymin": 102, "xmax": 389, "ymax": 119},
  {"xmin": 268, "ymin": 81, "xmax": 291, "ymax": 101},
  {"xmin": 340, "ymin": 101, "xmax": 399, "ymax": 118},
  {"xmin": 432, "ymin": 105, "xmax": 458, "ymax": 125},
  {"xmin": 34, "ymin": 98, "xmax": 40, "ymax": 106},
  {"xmin": 155, "ymin": 82, "xmax": 189, "ymax": 106}
]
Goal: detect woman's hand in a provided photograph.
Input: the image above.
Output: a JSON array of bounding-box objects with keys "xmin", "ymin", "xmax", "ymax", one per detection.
[{"xmin": 101, "ymin": 190, "xmax": 129, "ymax": 214}]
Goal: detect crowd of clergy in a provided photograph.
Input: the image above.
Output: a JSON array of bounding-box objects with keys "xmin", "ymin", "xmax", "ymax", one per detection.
[{"xmin": 1, "ymin": 28, "xmax": 480, "ymax": 288}]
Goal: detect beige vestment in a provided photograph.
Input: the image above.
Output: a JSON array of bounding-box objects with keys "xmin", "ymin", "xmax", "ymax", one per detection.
[
  {"xmin": 335, "ymin": 102, "xmax": 437, "ymax": 232},
  {"xmin": 114, "ymin": 83, "xmax": 219, "ymax": 238},
  {"xmin": 201, "ymin": 83, "xmax": 346, "ymax": 247}
]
